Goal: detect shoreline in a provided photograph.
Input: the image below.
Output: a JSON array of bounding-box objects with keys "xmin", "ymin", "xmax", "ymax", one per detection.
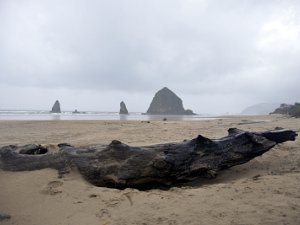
[{"xmin": 1, "ymin": 109, "xmax": 282, "ymax": 121}]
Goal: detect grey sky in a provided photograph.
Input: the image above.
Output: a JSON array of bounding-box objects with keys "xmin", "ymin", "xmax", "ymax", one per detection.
[{"xmin": 0, "ymin": 0, "xmax": 299, "ymax": 113}]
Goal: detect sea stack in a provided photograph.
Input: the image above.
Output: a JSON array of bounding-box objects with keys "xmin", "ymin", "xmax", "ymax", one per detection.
[
  {"xmin": 146, "ymin": 87, "xmax": 195, "ymax": 115},
  {"xmin": 119, "ymin": 101, "xmax": 129, "ymax": 114},
  {"xmin": 51, "ymin": 100, "xmax": 61, "ymax": 113}
]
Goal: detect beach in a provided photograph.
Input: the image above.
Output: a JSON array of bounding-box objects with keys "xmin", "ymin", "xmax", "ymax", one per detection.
[{"xmin": 0, "ymin": 115, "xmax": 300, "ymax": 225}]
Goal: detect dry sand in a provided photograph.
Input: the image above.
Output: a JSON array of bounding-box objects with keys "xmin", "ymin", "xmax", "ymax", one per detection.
[{"xmin": 0, "ymin": 115, "xmax": 299, "ymax": 225}]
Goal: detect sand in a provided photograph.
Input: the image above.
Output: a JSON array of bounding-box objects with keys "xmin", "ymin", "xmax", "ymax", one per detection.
[{"xmin": 0, "ymin": 115, "xmax": 299, "ymax": 225}]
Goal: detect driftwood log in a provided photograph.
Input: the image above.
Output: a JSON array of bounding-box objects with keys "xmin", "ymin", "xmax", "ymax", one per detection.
[{"xmin": 0, "ymin": 128, "xmax": 297, "ymax": 189}]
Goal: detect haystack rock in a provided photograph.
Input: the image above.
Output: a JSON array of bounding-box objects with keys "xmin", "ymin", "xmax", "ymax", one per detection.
[
  {"xmin": 119, "ymin": 101, "xmax": 129, "ymax": 114},
  {"xmin": 51, "ymin": 100, "xmax": 61, "ymax": 113},
  {"xmin": 146, "ymin": 87, "xmax": 195, "ymax": 115}
]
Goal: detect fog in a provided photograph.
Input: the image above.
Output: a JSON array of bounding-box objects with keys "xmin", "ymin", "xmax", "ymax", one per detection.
[{"xmin": 0, "ymin": 0, "xmax": 299, "ymax": 114}]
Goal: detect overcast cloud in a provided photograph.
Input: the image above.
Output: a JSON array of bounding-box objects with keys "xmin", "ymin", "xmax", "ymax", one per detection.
[{"xmin": 0, "ymin": 0, "xmax": 299, "ymax": 113}]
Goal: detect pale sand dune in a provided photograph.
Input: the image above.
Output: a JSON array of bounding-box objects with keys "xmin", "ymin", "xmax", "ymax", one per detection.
[{"xmin": 0, "ymin": 115, "xmax": 300, "ymax": 225}]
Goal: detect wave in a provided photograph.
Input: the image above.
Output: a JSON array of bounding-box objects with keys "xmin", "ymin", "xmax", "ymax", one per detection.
[{"xmin": 0, "ymin": 110, "xmax": 217, "ymax": 121}]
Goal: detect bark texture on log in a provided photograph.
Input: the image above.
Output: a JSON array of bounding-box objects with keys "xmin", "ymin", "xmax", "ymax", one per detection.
[{"xmin": 0, "ymin": 128, "xmax": 297, "ymax": 189}]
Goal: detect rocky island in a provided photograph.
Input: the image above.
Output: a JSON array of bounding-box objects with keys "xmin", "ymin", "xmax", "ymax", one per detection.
[
  {"xmin": 146, "ymin": 87, "xmax": 195, "ymax": 115},
  {"xmin": 119, "ymin": 101, "xmax": 129, "ymax": 114},
  {"xmin": 51, "ymin": 100, "xmax": 61, "ymax": 113}
]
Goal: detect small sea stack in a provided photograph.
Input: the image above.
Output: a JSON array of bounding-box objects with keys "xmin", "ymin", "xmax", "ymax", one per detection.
[
  {"xmin": 146, "ymin": 87, "xmax": 195, "ymax": 115},
  {"xmin": 51, "ymin": 100, "xmax": 61, "ymax": 113},
  {"xmin": 119, "ymin": 101, "xmax": 129, "ymax": 114}
]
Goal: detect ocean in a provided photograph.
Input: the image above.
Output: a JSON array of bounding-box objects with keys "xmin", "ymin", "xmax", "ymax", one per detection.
[{"xmin": 0, "ymin": 110, "xmax": 218, "ymax": 121}]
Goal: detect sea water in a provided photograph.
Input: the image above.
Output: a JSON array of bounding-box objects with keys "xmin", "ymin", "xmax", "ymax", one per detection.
[{"xmin": 0, "ymin": 110, "xmax": 218, "ymax": 121}]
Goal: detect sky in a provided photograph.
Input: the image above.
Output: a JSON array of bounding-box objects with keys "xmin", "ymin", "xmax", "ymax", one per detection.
[{"xmin": 0, "ymin": 0, "xmax": 299, "ymax": 114}]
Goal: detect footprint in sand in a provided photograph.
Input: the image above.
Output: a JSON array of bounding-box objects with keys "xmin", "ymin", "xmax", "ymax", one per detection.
[
  {"xmin": 103, "ymin": 197, "xmax": 124, "ymax": 208},
  {"xmin": 41, "ymin": 180, "xmax": 63, "ymax": 195},
  {"xmin": 96, "ymin": 208, "xmax": 111, "ymax": 218}
]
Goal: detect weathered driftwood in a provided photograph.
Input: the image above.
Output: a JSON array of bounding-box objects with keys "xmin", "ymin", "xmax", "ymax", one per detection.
[{"xmin": 0, "ymin": 128, "xmax": 297, "ymax": 189}]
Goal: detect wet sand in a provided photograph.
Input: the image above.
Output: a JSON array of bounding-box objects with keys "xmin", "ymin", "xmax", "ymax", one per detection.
[{"xmin": 0, "ymin": 115, "xmax": 299, "ymax": 225}]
